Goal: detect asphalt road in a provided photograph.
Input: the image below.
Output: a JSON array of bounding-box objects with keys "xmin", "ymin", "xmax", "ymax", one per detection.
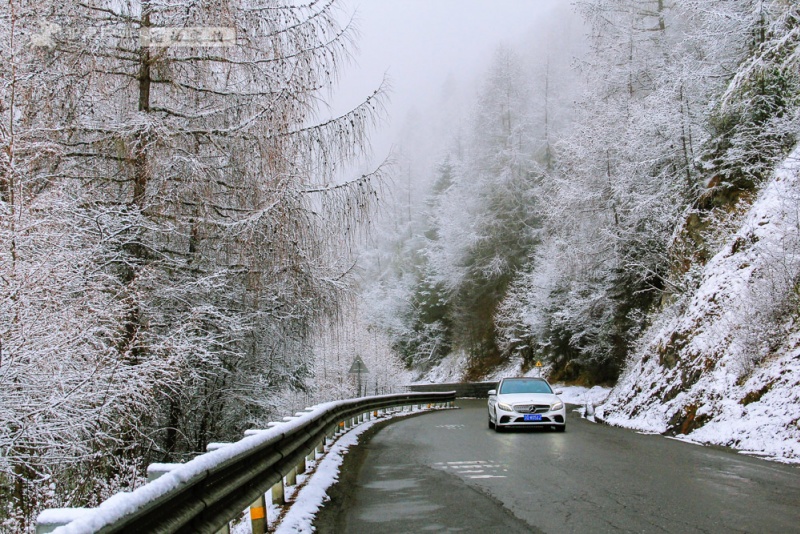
[{"xmin": 315, "ymin": 399, "xmax": 800, "ymax": 533}]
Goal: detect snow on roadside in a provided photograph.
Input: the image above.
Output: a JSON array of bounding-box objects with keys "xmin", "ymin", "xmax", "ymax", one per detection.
[
  {"xmin": 556, "ymin": 385, "xmax": 610, "ymax": 407},
  {"xmin": 270, "ymin": 421, "xmax": 376, "ymax": 534}
]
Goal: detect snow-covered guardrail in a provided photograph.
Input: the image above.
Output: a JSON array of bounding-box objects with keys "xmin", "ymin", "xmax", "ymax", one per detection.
[{"xmin": 36, "ymin": 391, "xmax": 456, "ymax": 534}]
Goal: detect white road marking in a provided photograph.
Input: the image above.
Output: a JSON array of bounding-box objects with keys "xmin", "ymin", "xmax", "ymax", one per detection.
[
  {"xmin": 449, "ymin": 465, "xmax": 501, "ymax": 469},
  {"xmin": 433, "ymin": 460, "xmax": 509, "ymax": 480}
]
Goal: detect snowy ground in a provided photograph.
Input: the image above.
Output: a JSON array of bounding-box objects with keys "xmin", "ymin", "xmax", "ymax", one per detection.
[
  {"xmin": 557, "ymin": 385, "xmax": 611, "ymax": 408},
  {"xmin": 598, "ymin": 146, "xmax": 800, "ymax": 464},
  {"xmin": 414, "ymin": 352, "xmax": 470, "ymax": 383}
]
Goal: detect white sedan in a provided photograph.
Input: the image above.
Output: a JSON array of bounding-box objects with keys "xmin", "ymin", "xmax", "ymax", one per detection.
[{"xmin": 487, "ymin": 377, "xmax": 566, "ymax": 432}]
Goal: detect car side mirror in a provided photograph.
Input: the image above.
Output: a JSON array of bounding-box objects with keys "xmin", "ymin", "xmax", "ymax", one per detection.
[
  {"xmin": 554, "ymin": 390, "xmax": 563, "ymax": 395},
  {"xmin": 487, "ymin": 389, "xmax": 496, "ymax": 396}
]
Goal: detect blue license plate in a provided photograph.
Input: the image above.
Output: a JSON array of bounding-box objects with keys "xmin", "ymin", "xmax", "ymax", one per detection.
[{"xmin": 523, "ymin": 414, "xmax": 542, "ymax": 422}]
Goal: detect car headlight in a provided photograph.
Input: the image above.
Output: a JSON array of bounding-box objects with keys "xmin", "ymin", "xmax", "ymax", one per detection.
[
  {"xmin": 551, "ymin": 401, "xmax": 564, "ymax": 411},
  {"xmin": 497, "ymin": 402, "xmax": 513, "ymax": 412}
]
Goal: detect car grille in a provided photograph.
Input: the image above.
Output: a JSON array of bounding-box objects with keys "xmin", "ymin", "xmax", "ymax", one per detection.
[{"xmin": 513, "ymin": 404, "xmax": 550, "ymax": 414}]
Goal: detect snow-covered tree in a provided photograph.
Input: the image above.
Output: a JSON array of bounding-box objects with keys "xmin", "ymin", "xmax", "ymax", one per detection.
[
  {"xmin": 1, "ymin": 0, "xmax": 385, "ymax": 528},
  {"xmin": 493, "ymin": 0, "xmax": 780, "ymax": 381}
]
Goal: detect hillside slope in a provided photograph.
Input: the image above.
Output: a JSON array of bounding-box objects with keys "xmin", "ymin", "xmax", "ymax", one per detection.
[{"xmin": 598, "ymin": 146, "xmax": 800, "ymax": 463}]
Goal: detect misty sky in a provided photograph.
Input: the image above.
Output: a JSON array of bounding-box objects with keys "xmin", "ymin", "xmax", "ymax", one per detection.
[{"xmin": 331, "ymin": 0, "xmax": 572, "ymax": 163}]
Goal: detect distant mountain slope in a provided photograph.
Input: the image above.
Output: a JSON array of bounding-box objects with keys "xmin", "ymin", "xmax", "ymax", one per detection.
[{"xmin": 598, "ymin": 146, "xmax": 800, "ymax": 463}]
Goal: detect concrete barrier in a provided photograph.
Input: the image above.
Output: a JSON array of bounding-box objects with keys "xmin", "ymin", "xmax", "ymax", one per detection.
[{"xmin": 407, "ymin": 381, "xmax": 498, "ymax": 399}]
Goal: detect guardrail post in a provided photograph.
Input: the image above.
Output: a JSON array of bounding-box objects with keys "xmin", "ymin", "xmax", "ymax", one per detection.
[
  {"xmin": 146, "ymin": 463, "xmax": 182, "ymax": 482},
  {"xmin": 249, "ymin": 493, "xmax": 267, "ymax": 534},
  {"xmin": 215, "ymin": 522, "xmax": 230, "ymax": 534},
  {"xmin": 286, "ymin": 467, "xmax": 297, "ymax": 486},
  {"xmin": 316, "ymin": 440, "xmax": 324, "ymax": 455},
  {"xmin": 272, "ymin": 480, "xmax": 285, "ymax": 505},
  {"xmin": 297, "ymin": 457, "xmax": 306, "ymax": 475}
]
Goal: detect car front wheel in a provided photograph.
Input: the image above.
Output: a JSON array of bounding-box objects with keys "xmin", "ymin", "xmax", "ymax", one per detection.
[{"xmin": 493, "ymin": 411, "xmax": 503, "ymax": 432}]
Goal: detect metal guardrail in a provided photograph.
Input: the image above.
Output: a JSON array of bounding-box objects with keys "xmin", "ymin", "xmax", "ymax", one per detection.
[{"xmin": 38, "ymin": 391, "xmax": 455, "ymax": 534}]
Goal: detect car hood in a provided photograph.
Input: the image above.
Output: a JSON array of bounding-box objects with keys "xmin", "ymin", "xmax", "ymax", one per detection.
[{"xmin": 496, "ymin": 393, "xmax": 560, "ymax": 404}]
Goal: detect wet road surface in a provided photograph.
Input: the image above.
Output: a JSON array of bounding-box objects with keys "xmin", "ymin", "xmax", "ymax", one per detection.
[{"xmin": 315, "ymin": 399, "xmax": 800, "ymax": 533}]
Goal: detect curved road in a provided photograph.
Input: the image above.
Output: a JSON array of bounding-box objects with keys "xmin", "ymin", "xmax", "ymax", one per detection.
[{"xmin": 315, "ymin": 399, "xmax": 800, "ymax": 533}]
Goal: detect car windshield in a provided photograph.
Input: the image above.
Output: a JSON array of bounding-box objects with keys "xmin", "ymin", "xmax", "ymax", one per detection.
[{"xmin": 499, "ymin": 379, "xmax": 552, "ymax": 394}]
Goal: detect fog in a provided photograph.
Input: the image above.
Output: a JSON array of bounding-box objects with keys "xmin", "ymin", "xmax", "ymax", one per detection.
[{"xmin": 331, "ymin": 0, "xmax": 584, "ymax": 167}]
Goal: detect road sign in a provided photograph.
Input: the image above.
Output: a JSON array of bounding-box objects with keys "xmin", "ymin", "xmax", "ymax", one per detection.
[
  {"xmin": 535, "ymin": 361, "xmax": 543, "ymax": 367},
  {"xmin": 349, "ymin": 355, "xmax": 369, "ymax": 374},
  {"xmin": 349, "ymin": 355, "xmax": 369, "ymax": 397}
]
